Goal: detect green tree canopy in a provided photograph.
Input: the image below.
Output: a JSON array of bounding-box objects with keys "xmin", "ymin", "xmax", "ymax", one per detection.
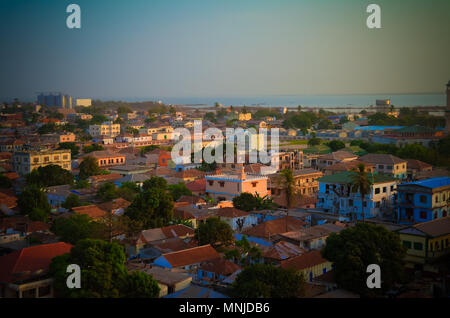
[
  {"xmin": 327, "ymin": 140, "xmax": 346, "ymax": 152},
  {"xmin": 0, "ymin": 174, "xmax": 12, "ymax": 189},
  {"xmin": 321, "ymin": 222, "xmax": 407, "ymax": 297},
  {"xmin": 26, "ymin": 165, "xmax": 74, "ymax": 187},
  {"xmin": 96, "ymin": 182, "xmax": 120, "ymax": 202},
  {"xmin": 79, "ymin": 156, "xmax": 102, "ymax": 179},
  {"xmin": 49, "ymin": 239, "xmax": 160, "ymax": 298},
  {"xmin": 17, "ymin": 184, "xmax": 51, "ymax": 221},
  {"xmin": 168, "ymin": 182, "xmax": 193, "ymax": 201},
  {"xmin": 58, "ymin": 142, "xmax": 80, "ymax": 157},
  {"xmin": 62, "ymin": 193, "xmax": 87, "ymax": 210},
  {"xmin": 232, "ymin": 263, "xmax": 305, "ymax": 298},
  {"xmin": 195, "ymin": 217, "xmax": 233, "ymax": 247},
  {"xmin": 51, "ymin": 214, "xmax": 106, "ymax": 244}
]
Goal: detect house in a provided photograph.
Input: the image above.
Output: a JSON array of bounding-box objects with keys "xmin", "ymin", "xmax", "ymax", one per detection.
[
  {"xmin": 163, "ymin": 284, "xmax": 227, "ymax": 298},
  {"xmin": 317, "ymin": 171, "xmax": 397, "ymax": 220},
  {"xmin": 405, "ymin": 159, "xmax": 432, "ymax": 180},
  {"xmin": 177, "ymin": 195, "xmax": 206, "ymax": 208},
  {"xmin": 213, "ymin": 207, "xmax": 258, "ymax": 231},
  {"xmin": 173, "ymin": 169, "xmax": 206, "ymax": 183},
  {"xmin": 205, "ymin": 167, "xmax": 268, "ymax": 201},
  {"xmin": 397, "ymin": 177, "xmax": 450, "ymax": 223},
  {"xmin": 0, "ymin": 192, "xmax": 18, "ymax": 216},
  {"xmin": 280, "ymin": 250, "xmax": 333, "ymax": 283},
  {"xmin": 269, "ymin": 168, "xmax": 323, "ymax": 197},
  {"xmin": 88, "ymin": 173, "xmax": 122, "ymax": 187},
  {"xmin": 317, "ymin": 150, "xmax": 358, "ymax": 170},
  {"xmin": 153, "ymin": 245, "xmax": 221, "ymax": 271},
  {"xmin": 129, "ymin": 265, "xmax": 192, "ymax": 297},
  {"xmin": 97, "ymin": 198, "xmax": 131, "ymax": 216},
  {"xmin": 185, "ymin": 179, "xmax": 206, "ymax": 196},
  {"xmin": 89, "ymin": 121, "xmax": 121, "ymax": 138},
  {"xmin": 261, "ymin": 241, "xmax": 306, "ymax": 265},
  {"xmin": 145, "ymin": 148, "xmax": 172, "ymax": 167},
  {"xmin": 397, "ymin": 216, "xmax": 450, "ymax": 272},
  {"xmin": 372, "ymin": 125, "xmax": 444, "ymax": 147},
  {"xmin": 197, "ymin": 257, "xmax": 241, "ymax": 284},
  {"xmin": 13, "ymin": 149, "xmax": 71, "ymax": 176},
  {"xmin": 323, "ymin": 160, "xmax": 374, "ymax": 176},
  {"xmin": 242, "ymin": 216, "xmax": 306, "ymax": 241},
  {"xmin": 0, "ymin": 242, "xmax": 73, "ymax": 298},
  {"xmin": 72, "ymin": 205, "xmax": 108, "ymax": 220},
  {"xmin": 81, "ymin": 151, "xmax": 126, "ymax": 168},
  {"xmin": 278, "ymin": 223, "xmax": 346, "ymax": 250},
  {"xmin": 359, "ymin": 153, "xmax": 407, "ymax": 179}
]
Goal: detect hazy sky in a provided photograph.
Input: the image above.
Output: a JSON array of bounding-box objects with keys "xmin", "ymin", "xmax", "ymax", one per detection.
[{"xmin": 0, "ymin": 0, "xmax": 449, "ymax": 100}]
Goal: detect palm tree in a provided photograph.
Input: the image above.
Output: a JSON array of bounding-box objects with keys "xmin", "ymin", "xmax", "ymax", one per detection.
[
  {"xmin": 278, "ymin": 169, "xmax": 298, "ymax": 231},
  {"xmin": 350, "ymin": 163, "xmax": 372, "ymax": 223}
]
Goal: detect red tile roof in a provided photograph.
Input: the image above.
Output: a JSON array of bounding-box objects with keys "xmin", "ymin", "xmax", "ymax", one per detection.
[
  {"xmin": 161, "ymin": 245, "xmax": 220, "ymax": 268},
  {"xmin": 97, "ymin": 198, "xmax": 131, "ymax": 212},
  {"xmin": 280, "ymin": 250, "xmax": 329, "ymax": 271},
  {"xmin": 0, "ymin": 242, "xmax": 73, "ymax": 283},
  {"xmin": 215, "ymin": 207, "xmax": 249, "ymax": 218},
  {"xmin": 199, "ymin": 257, "xmax": 241, "ymax": 276},
  {"xmin": 72, "ymin": 205, "xmax": 107, "ymax": 219},
  {"xmin": 243, "ymin": 216, "xmax": 306, "ymax": 239},
  {"xmin": 185, "ymin": 179, "xmax": 206, "ymax": 192},
  {"xmin": 0, "ymin": 192, "xmax": 18, "ymax": 209}
]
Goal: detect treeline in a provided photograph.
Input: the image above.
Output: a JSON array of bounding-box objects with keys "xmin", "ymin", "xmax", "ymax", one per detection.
[
  {"xmin": 351, "ymin": 136, "xmax": 450, "ymax": 169},
  {"xmin": 368, "ymin": 108, "xmax": 445, "ymax": 128}
]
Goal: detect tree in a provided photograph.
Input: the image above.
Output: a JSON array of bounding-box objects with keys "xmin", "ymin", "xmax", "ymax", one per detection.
[
  {"xmin": 195, "ymin": 217, "xmax": 233, "ymax": 247},
  {"xmin": 49, "ymin": 239, "xmax": 160, "ymax": 298},
  {"xmin": 79, "ymin": 156, "xmax": 102, "ymax": 179},
  {"xmin": 0, "ymin": 174, "xmax": 12, "ymax": 189},
  {"xmin": 117, "ymin": 106, "xmax": 132, "ymax": 114},
  {"xmin": 322, "ymin": 223, "xmax": 407, "ymax": 297},
  {"xmin": 142, "ymin": 176, "xmax": 167, "ymax": 191},
  {"xmin": 62, "ymin": 193, "xmax": 86, "ymax": 210},
  {"xmin": 350, "ymin": 164, "xmax": 372, "ymax": 222},
  {"xmin": 26, "ymin": 165, "xmax": 74, "ymax": 187},
  {"xmin": 168, "ymin": 182, "xmax": 192, "ymax": 201},
  {"xmin": 232, "ymin": 264, "xmax": 305, "ymax": 298},
  {"xmin": 96, "ymin": 182, "xmax": 120, "ymax": 202},
  {"xmin": 308, "ymin": 137, "xmax": 321, "ymax": 146},
  {"xmin": 327, "ymin": 140, "xmax": 346, "ymax": 152},
  {"xmin": 317, "ymin": 119, "xmax": 333, "ymax": 129},
  {"xmin": 125, "ymin": 185, "xmax": 174, "ymax": 229},
  {"xmin": 233, "ymin": 193, "xmax": 258, "ymax": 212},
  {"xmin": 17, "ymin": 184, "xmax": 51, "ymax": 220},
  {"xmin": 58, "ymin": 142, "xmax": 80, "ymax": 157},
  {"xmin": 224, "ymin": 236, "xmax": 262, "ymax": 266},
  {"xmin": 82, "ymin": 143, "xmax": 104, "ymax": 153},
  {"xmin": 51, "ymin": 214, "xmax": 105, "ymax": 244},
  {"xmin": 278, "ymin": 169, "xmax": 296, "ymax": 209}
]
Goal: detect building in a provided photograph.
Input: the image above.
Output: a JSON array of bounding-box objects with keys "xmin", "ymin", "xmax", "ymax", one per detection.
[
  {"xmin": 317, "ymin": 171, "xmax": 397, "ymax": 220},
  {"xmin": 269, "ymin": 168, "xmax": 323, "ymax": 197},
  {"xmin": 213, "ymin": 207, "xmax": 258, "ymax": 231},
  {"xmin": 205, "ymin": 167, "xmax": 268, "ymax": 201},
  {"xmin": 359, "ymin": 153, "xmax": 407, "ymax": 179},
  {"xmin": 405, "ymin": 159, "xmax": 433, "ymax": 180},
  {"xmin": 280, "ymin": 250, "xmax": 333, "ymax": 283},
  {"xmin": 89, "ymin": 121, "xmax": 121, "ymax": 138},
  {"xmin": 0, "ymin": 242, "xmax": 73, "ymax": 298},
  {"xmin": 153, "ymin": 245, "xmax": 220, "ymax": 271},
  {"xmin": 323, "ymin": 160, "xmax": 374, "ymax": 176},
  {"xmin": 37, "ymin": 93, "xmax": 73, "ymax": 109},
  {"xmin": 397, "ymin": 177, "xmax": 450, "ymax": 223},
  {"xmin": 75, "ymin": 98, "xmax": 92, "ymax": 107},
  {"xmin": 13, "ymin": 149, "xmax": 71, "ymax": 175},
  {"xmin": 81, "ymin": 151, "xmax": 125, "ymax": 168},
  {"xmin": 238, "ymin": 113, "xmax": 252, "ymax": 121},
  {"xmin": 317, "ymin": 150, "xmax": 358, "ymax": 170},
  {"xmin": 398, "ymin": 216, "xmax": 450, "ymax": 272},
  {"xmin": 372, "ymin": 125, "xmax": 445, "ymax": 147}
]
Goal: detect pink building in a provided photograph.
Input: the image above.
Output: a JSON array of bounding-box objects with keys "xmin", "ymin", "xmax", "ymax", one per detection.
[{"xmin": 205, "ymin": 167, "xmax": 268, "ymax": 201}]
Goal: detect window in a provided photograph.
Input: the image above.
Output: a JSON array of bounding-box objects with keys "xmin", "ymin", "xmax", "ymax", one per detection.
[
  {"xmin": 54, "ymin": 156, "xmax": 59, "ymax": 161},
  {"xmin": 383, "ymin": 187, "xmax": 386, "ymax": 193},
  {"xmin": 219, "ymin": 181, "xmax": 225, "ymax": 187},
  {"xmin": 349, "ymin": 199, "xmax": 353, "ymax": 207},
  {"xmin": 251, "ymin": 182, "xmax": 258, "ymax": 188},
  {"xmin": 435, "ymin": 196, "xmax": 439, "ymax": 203},
  {"xmin": 413, "ymin": 242, "xmax": 423, "ymax": 251},
  {"xmin": 375, "ymin": 201, "xmax": 380, "ymax": 208},
  {"xmin": 208, "ymin": 180, "xmax": 214, "ymax": 186},
  {"xmin": 420, "ymin": 196, "xmax": 427, "ymax": 203},
  {"xmin": 403, "ymin": 241, "xmax": 412, "ymax": 249},
  {"xmin": 391, "ymin": 185, "xmax": 394, "ymax": 191},
  {"xmin": 375, "ymin": 188, "xmax": 380, "ymax": 194},
  {"xmin": 378, "ymin": 164, "xmax": 384, "ymax": 169},
  {"xmin": 420, "ymin": 211, "xmax": 427, "ymax": 219},
  {"xmin": 387, "ymin": 165, "xmax": 393, "ymax": 170}
]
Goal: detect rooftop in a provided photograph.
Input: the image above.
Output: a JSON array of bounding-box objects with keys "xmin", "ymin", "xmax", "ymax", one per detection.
[
  {"xmin": 399, "ymin": 177, "xmax": 450, "ymax": 190},
  {"xmin": 159, "ymin": 244, "xmax": 220, "ymax": 268},
  {"xmin": 317, "ymin": 171, "xmax": 396, "ymax": 184},
  {"xmin": 359, "ymin": 153, "xmax": 407, "ymax": 165},
  {"xmin": 280, "ymin": 250, "xmax": 329, "ymax": 271}
]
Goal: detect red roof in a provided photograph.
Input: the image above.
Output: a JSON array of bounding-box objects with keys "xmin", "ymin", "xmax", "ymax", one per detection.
[
  {"xmin": 280, "ymin": 250, "xmax": 329, "ymax": 271},
  {"xmin": 199, "ymin": 257, "xmax": 241, "ymax": 276},
  {"xmin": 185, "ymin": 179, "xmax": 206, "ymax": 192},
  {"xmin": 161, "ymin": 245, "xmax": 220, "ymax": 268},
  {"xmin": 0, "ymin": 242, "xmax": 73, "ymax": 283},
  {"xmin": 215, "ymin": 207, "xmax": 249, "ymax": 218},
  {"xmin": 72, "ymin": 205, "xmax": 107, "ymax": 219}
]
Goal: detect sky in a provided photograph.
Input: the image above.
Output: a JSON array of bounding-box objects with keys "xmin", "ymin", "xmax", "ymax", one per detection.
[{"xmin": 0, "ymin": 0, "xmax": 449, "ymax": 101}]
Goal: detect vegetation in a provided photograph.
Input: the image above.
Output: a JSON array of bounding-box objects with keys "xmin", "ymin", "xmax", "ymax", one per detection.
[
  {"xmin": 231, "ymin": 264, "xmax": 305, "ymax": 298},
  {"xmin": 327, "ymin": 140, "xmax": 346, "ymax": 152},
  {"xmin": 58, "ymin": 142, "xmax": 80, "ymax": 157},
  {"xmin": 51, "ymin": 214, "xmax": 106, "ymax": 244},
  {"xmin": 79, "ymin": 156, "xmax": 102, "ymax": 179},
  {"xmin": 0, "ymin": 174, "xmax": 12, "ymax": 189},
  {"xmin": 232, "ymin": 192, "xmax": 274, "ymax": 212},
  {"xmin": 350, "ymin": 164, "xmax": 372, "ymax": 222},
  {"xmin": 82, "ymin": 143, "xmax": 104, "ymax": 153},
  {"xmin": 195, "ymin": 217, "xmax": 234, "ymax": 247},
  {"xmin": 168, "ymin": 182, "xmax": 193, "ymax": 201},
  {"xmin": 62, "ymin": 193, "xmax": 88, "ymax": 210},
  {"xmin": 26, "ymin": 165, "xmax": 74, "ymax": 187},
  {"xmin": 322, "ymin": 223, "xmax": 407, "ymax": 297},
  {"xmin": 50, "ymin": 239, "xmax": 160, "ymax": 298},
  {"xmin": 17, "ymin": 184, "xmax": 51, "ymax": 221},
  {"xmin": 224, "ymin": 236, "xmax": 262, "ymax": 266}
]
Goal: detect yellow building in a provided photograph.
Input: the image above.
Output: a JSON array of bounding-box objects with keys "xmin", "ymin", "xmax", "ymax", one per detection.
[
  {"xmin": 13, "ymin": 149, "xmax": 71, "ymax": 175},
  {"xmin": 75, "ymin": 98, "xmax": 92, "ymax": 107},
  {"xmin": 398, "ymin": 216, "xmax": 450, "ymax": 272},
  {"xmin": 280, "ymin": 250, "xmax": 333, "ymax": 282},
  {"xmin": 238, "ymin": 112, "xmax": 252, "ymax": 121},
  {"xmin": 89, "ymin": 121, "xmax": 121, "ymax": 137}
]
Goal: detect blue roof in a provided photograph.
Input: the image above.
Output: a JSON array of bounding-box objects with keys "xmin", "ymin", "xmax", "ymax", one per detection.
[
  {"xmin": 354, "ymin": 126, "xmax": 405, "ymax": 131},
  {"xmin": 399, "ymin": 177, "xmax": 450, "ymax": 189}
]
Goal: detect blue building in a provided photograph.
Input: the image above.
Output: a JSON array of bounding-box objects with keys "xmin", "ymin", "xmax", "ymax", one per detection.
[{"xmin": 397, "ymin": 177, "xmax": 450, "ymax": 223}]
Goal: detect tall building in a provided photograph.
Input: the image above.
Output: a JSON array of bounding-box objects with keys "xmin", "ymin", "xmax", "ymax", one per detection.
[
  {"xmin": 13, "ymin": 149, "xmax": 72, "ymax": 175},
  {"xmin": 37, "ymin": 93, "xmax": 73, "ymax": 109}
]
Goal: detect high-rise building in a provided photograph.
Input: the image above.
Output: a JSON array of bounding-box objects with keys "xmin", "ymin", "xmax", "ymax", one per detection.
[{"xmin": 37, "ymin": 93, "xmax": 73, "ymax": 109}]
